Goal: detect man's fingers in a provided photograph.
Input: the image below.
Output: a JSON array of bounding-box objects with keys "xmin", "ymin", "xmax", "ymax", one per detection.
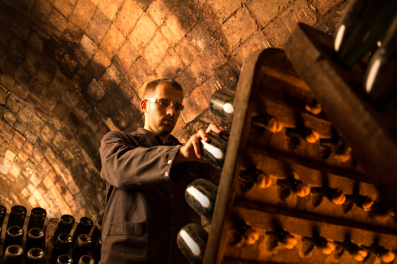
[
  {"xmin": 192, "ymin": 136, "xmax": 202, "ymax": 159},
  {"xmin": 196, "ymin": 129, "xmax": 209, "ymax": 142},
  {"xmin": 206, "ymin": 122, "xmax": 222, "ymax": 134}
]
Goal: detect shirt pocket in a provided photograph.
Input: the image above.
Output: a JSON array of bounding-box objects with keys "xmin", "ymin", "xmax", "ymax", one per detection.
[{"xmin": 105, "ymin": 222, "xmax": 148, "ymax": 263}]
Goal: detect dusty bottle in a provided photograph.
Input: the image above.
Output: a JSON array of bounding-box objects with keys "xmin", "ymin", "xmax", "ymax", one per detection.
[
  {"xmin": 71, "ymin": 234, "xmax": 92, "ymax": 264},
  {"xmin": 77, "ymin": 255, "xmax": 95, "ymax": 264},
  {"xmin": 185, "ymin": 179, "xmax": 218, "ymax": 222},
  {"xmin": 251, "ymin": 114, "xmax": 283, "ymax": 133},
  {"xmin": 200, "ymin": 132, "xmax": 228, "ymax": 171},
  {"xmin": 72, "ymin": 217, "xmax": 93, "ymax": 247},
  {"xmin": 52, "ymin": 215, "xmax": 75, "ymax": 245},
  {"xmin": 229, "ymin": 222, "xmax": 260, "ymax": 246},
  {"xmin": 57, "ymin": 255, "xmax": 74, "ymax": 264},
  {"xmin": 26, "ymin": 248, "xmax": 45, "ymax": 264},
  {"xmin": 50, "ymin": 233, "xmax": 73, "ymax": 264},
  {"xmin": 209, "ymin": 89, "xmax": 235, "ymax": 123},
  {"xmin": 3, "ymin": 245, "xmax": 23, "ymax": 264},
  {"xmin": 3, "ymin": 226, "xmax": 24, "ymax": 254},
  {"xmin": 88, "ymin": 219, "xmax": 102, "ymax": 251},
  {"xmin": 25, "ymin": 228, "xmax": 45, "ymax": 254},
  {"xmin": 27, "ymin": 207, "xmax": 46, "ymax": 232},
  {"xmin": 92, "ymin": 238, "xmax": 102, "ymax": 264},
  {"xmin": 6, "ymin": 205, "xmax": 27, "ymax": 230},
  {"xmin": 364, "ymin": 15, "xmax": 397, "ymax": 107},
  {"xmin": 334, "ymin": 0, "xmax": 397, "ymax": 67},
  {"xmin": 177, "ymin": 223, "xmax": 208, "ymax": 264}
]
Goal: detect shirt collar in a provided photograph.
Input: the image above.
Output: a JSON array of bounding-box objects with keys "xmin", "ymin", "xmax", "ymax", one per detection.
[{"xmin": 137, "ymin": 128, "xmax": 179, "ymax": 146}]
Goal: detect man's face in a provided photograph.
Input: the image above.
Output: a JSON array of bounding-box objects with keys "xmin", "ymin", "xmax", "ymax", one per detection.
[{"xmin": 143, "ymin": 83, "xmax": 183, "ymax": 137}]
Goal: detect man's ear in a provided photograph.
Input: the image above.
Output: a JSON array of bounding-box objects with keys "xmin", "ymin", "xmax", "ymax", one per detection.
[{"xmin": 141, "ymin": 100, "xmax": 147, "ymax": 113}]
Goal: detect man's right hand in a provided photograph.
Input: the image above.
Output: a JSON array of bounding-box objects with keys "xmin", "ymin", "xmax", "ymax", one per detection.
[{"xmin": 174, "ymin": 129, "xmax": 208, "ymax": 165}]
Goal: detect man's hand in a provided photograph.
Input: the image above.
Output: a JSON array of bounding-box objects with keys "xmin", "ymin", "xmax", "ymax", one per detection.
[{"xmin": 174, "ymin": 123, "xmax": 224, "ymax": 165}]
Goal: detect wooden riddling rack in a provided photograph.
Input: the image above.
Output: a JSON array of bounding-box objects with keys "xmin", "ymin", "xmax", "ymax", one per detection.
[{"xmin": 203, "ymin": 24, "xmax": 397, "ymax": 264}]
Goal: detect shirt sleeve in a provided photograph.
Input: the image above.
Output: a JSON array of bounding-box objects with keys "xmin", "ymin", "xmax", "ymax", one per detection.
[{"xmin": 99, "ymin": 131, "xmax": 186, "ymax": 190}]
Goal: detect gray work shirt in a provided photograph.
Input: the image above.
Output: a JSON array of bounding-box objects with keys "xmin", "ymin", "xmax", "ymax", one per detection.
[{"xmin": 99, "ymin": 128, "xmax": 217, "ymax": 264}]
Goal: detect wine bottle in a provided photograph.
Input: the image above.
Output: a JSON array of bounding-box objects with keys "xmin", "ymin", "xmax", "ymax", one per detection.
[
  {"xmin": 88, "ymin": 219, "xmax": 102, "ymax": 251},
  {"xmin": 364, "ymin": 15, "xmax": 397, "ymax": 107},
  {"xmin": 311, "ymin": 185, "xmax": 346, "ymax": 205},
  {"xmin": 229, "ymin": 222, "xmax": 260, "ymax": 246},
  {"xmin": 345, "ymin": 193, "xmax": 374, "ymax": 211},
  {"xmin": 50, "ymin": 233, "xmax": 73, "ymax": 264},
  {"xmin": 177, "ymin": 223, "xmax": 208, "ymax": 264},
  {"xmin": 71, "ymin": 234, "xmax": 92, "ymax": 264},
  {"xmin": 251, "ymin": 114, "xmax": 283, "ymax": 133},
  {"xmin": 333, "ymin": 239, "xmax": 367, "ymax": 261},
  {"xmin": 305, "ymin": 99, "xmax": 322, "ymax": 115},
  {"xmin": 333, "ymin": 0, "xmax": 397, "ymax": 67},
  {"xmin": 71, "ymin": 217, "xmax": 93, "ymax": 247},
  {"xmin": 3, "ymin": 245, "xmax": 23, "ymax": 264},
  {"xmin": 361, "ymin": 243, "xmax": 395, "ymax": 263},
  {"xmin": 25, "ymin": 228, "xmax": 45, "ymax": 254},
  {"xmin": 57, "ymin": 255, "xmax": 74, "ymax": 264},
  {"xmin": 265, "ymin": 230, "xmax": 297, "ymax": 249},
  {"xmin": 302, "ymin": 236, "xmax": 335, "ymax": 255},
  {"xmin": 77, "ymin": 255, "xmax": 95, "ymax": 264},
  {"xmin": 320, "ymin": 137, "xmax": 352, "ymax": 162},
  {"xmin": 209, "ymin": 89, "xmax": 235, "ymax": 123},
  {"xmin": 185, "ymin": 179, "xmax": 218, "ymax": 222},
  {"xmin": 200, "ymin": 132, "xmax": 228, "ymax": 171},
  {"xmin": 277, "ymin": 176, "xmax": 311, "ymax": 198},
  {"xmin": 26, "ymin": 248, "xmax": 45, "ymax": 264},
  {"xmin": 239, "ymin": 168, "xmax": 273, "ymax": 191},
  {"xmin": 6, "ymin": 205, "xmax": 27, "ymax": 230},
  {"xmin": 286, "ymin": 127, "xmax": 320, "ymax": 144},
  {"xmin": 92, "ymin": 238, "xmax": 102, "ymax": 264},
  {"xmin": 3, "ymin": 226, "xmax": 24, "ymax": 254},
  {"xmin": 27, "ymin": 207, "xmax": 46, "ymax": 232},
  {"xmin": 52, "ymin": 215, "xmax": 75, "ymax": 246}
]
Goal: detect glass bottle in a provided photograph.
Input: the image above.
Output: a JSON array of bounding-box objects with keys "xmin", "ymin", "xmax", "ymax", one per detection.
[
  {"xmin": 26, "ymin": 248, "xmax": 45, "ymax": 264},
  {"xmin": 50, "ymin": 233, "xmax": 73, "ymax": 264},
  {"xmin": 71, "ymin": 234, "xmax": 92, "ymax": 264},
  {"xmin": 27, "ymin": 207, "xmax": 46, "ymax": 232},
  {"xmin": 364, "ymin": 15, "xmax": 397, "ymax": 107},
  {"xmin": 92, "ymin": 238, "xmax": 102, "ymax": 264},
  {"xmin": 3, "ymin": 226, "xmax": 24, "ymax": 254},
  {"xmin": 88, "ymin": 219, "xmax": 101, "ymax": 251},
  {"xmin": 52, "ymin": 215, "xmax": 75, "ymax": 246},
  {"xmin": 333, "ymin": 0, "xmax": 397, "ymax": 67},
  {"xmin": 25, "ymin": 228, "xmax": 45, "ymax": 254},
  {"xmin": 77, "ymin": 255, "xmax": 95, "ymax": 264},
  {"xmin": 3, "ymin": 245, "xmax": 23, "ymax": 264},
  {"xmin": 6, "ymin": 205, "xmax": 27, "ymax": 230},
  {"xmin": 57, "ymin": 255, "xmax": 74, "ymax": 264},
  {"xmin": 177, "ymin": 223, "xmax": 208, "ymax": 264},
  {"xmin": 209, "ymin": 89, "xmax": 235, "ymax": 123},
  {"xmin": 251, "ymin": 114, "xmax": 283, "ymax": 133},
  {"xmin": 71, "ymin": 217, "xmax": 93, "ymax": 247},
  {"xmin": 200, "ymin": 132, "xmax": 229, "ymax": 171},
  {"xmin": 185, "ymin": 179, "xmax": 218, "ymax": 222}
]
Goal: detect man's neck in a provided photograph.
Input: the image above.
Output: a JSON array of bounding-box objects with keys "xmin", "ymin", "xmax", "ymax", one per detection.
[{"xmin": 144, "ymin": 125, "xmax": 169, "ymax": 144}]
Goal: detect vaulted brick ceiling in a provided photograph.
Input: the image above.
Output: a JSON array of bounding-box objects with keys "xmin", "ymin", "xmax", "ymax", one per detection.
[{"xmin": 0, "ymin": 0, "xmax": 349, "ymax": 220}]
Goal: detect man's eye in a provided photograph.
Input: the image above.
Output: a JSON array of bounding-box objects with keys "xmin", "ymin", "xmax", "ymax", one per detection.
[
  {"xmin": 175, "ymin": 105, "xmax": 182, "ymax": 111},
  {"xmin": 161, "ymin": 101, "xmax": 170, "ymax": 107}
]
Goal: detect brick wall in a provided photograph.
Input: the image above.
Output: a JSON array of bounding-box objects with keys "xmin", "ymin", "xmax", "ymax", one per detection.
[{"xmin": 0, "ymin": 0, "xmax": 350, "ymax": 219}]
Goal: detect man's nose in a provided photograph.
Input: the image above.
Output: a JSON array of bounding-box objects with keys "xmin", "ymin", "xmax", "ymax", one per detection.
[{"xmin": 166, "ymin": 103, "xmax": 176, "ymax": 116}]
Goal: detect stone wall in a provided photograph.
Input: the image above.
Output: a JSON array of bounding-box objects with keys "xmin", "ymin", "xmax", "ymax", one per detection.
[{"xmin": 0, "ymin": 0, "xmax": 350, "ymax": 219}]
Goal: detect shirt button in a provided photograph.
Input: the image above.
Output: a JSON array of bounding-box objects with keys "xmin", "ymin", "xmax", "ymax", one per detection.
[
  {"xmin": 168, "ymin": 160, "xmax": 172, "ymax": 164},
  {"xmin": 171, "ymin": 195, "xmax": 174, "ymax": 198},
  {"xmin": 165, "ymin": 172, "xmax": 168, "ymax": 177}
]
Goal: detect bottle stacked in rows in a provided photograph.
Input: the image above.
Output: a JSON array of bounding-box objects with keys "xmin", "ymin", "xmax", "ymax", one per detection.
[{"xmin": 0, "ymin": 204, "xmax": 102, "ymax": 264}]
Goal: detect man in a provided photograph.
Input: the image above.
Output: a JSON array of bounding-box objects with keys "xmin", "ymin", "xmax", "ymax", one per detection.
[{"xmin": 99, "ymin": 78, "xmax": 222, "ymax": 263}]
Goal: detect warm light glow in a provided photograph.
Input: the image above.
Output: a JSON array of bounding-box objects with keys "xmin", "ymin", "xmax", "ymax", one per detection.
[
  {"xmin": 334, "ymin": 25, "xmax": 345, "ymax": 52},
  {"xmin": 201, "ymin": 140, "xmax": 223, "ymax": 159},
  {"xmin": 366, "ymin": 58, "xmax": 381, "ymax": 93},
  {"xmin": 187, "ymin": 187, "xmax": 210, "ymax": 208},
  {"xmin": 223, "ymin": 103, "xmax": 234, "ymax": 114},
  {"xmin": 180, "ymin": 230, "xmax": 201, "ymax": 256}
]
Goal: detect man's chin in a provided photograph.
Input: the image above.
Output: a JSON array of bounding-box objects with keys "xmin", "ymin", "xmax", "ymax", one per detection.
[{"xmin": 159, "ymin": 124, "xmax": 175, "ymax": 135}]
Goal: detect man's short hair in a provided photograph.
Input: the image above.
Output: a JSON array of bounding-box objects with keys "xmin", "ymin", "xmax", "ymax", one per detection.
[{"xmin": 143, "ymin": 78, "xmax": 183, "ymax": 98}]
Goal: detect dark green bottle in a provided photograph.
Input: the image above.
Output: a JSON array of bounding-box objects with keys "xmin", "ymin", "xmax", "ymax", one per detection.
[
  {"xmin": 57, "ymin": 255, "xmax": 74, "ymax": 264},
  {"xmin": 3, "ymin": 245, "xmax": 23, "ymax": 264},
  {"xmin": 25, "ymin": 228, "xmax": 45, "ymax": 254},
  {"xmin": 71, "ymin": 217, "xmax": 93, "ymax": 247},
  {"xmin": 364, "ymin": 15, "xmax": 397, "ymax": 107},
  {"xmin": 177, "ymin": 223, "xmax": 208, "ymax": 264},
  {"xmin": 334, "ymin": 0, "xmax": 397, "ymax": 67},
  {"xmin": 3, "ymin": 226, "xmax": 24, "ymax": 254},
  {"xmin": 77, "ymin": 255, "xmax": 95, "ymax": 264},
  {"xmin": 26, "ymin": 248, "xmax": 45, "ymax": 264},
  {"xmin": 185, "ymin": 179, "xmax": 218, "ymax": 222},
  {"xmin": 89, "ymin": 219, "xmax": 102, "ymax": 251},
  {"xmin": 209, "ymin": 89, "xmax": 235, "ymax": 123},
  {"xmin": 27, "ymin": 207, "xmax": 46, "ymax": 232},
  {"xmin": 71, "ymin": 234, "xmax": 92, "ymax": 264},
  {"xmin": 92, "ymin": 238, "xmax": 102, "ymax": 264},
  {"xmin": 50, "ymin": 233, "xmax": 73, "ymax": 264},
  {"xmin": 6, "ymin": 205, "xmax": 27, "ymax": 230},
  {"xmin": 200, "ymin": 132, "xmax": 229, "ymax": 171},
  {"xmin": 52, "ymin": 215, "xmax": 75, "ymax": 246}
]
